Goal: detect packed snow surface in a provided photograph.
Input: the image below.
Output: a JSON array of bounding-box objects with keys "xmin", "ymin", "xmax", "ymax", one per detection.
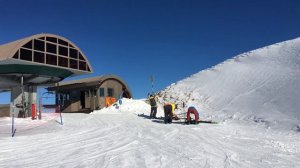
[
  {"xmin": 0, "ymin": 99, "xmax": 300, "ymax": 167},
  {"xmin": 1, "ymin": 37, "xmax": 300, "ymax": 167}
]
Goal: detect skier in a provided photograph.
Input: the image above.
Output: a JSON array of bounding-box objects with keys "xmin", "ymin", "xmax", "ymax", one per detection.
[
  {"xmin": 186, "ymin": 106, "xmax": 199, "ymax": 124},
  {"xmin": 148, "ymin": 93, "xmax": 158, "ymax": 119},
  {"xmin": 163, "ymin": 103, "xmax": 177, "ymax": 124}
]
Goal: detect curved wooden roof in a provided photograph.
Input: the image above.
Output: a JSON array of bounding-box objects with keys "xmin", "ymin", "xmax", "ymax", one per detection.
[{"xmin": 0, "ymin": 33, "xmax": 93, "ymax": 75}]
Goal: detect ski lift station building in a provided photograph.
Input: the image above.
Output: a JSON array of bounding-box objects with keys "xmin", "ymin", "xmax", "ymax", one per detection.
[
  {"xmin": 47, "ymin": 75, "xmax": 132, "ymax": 113},
  {"xmin": 0, "ymin": 33, "xmax": 132, "ymax": 117}
]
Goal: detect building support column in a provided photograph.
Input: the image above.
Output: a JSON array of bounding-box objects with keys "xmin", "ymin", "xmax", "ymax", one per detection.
[{"xmin": 11, "ymin": 84, "xmax": 37, "ymax": 118}]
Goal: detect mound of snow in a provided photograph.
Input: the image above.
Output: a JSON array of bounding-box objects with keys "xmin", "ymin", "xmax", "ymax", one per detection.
[
  {"xmin": 92, "ymin": 98, "xmax": 150, "ymax": 114},
  {"xmin": 160, "ymin": 37, "xmax": 300, "ymax": 131},
  {"xmin": 92, "ymin": 98, "xmax": 168, "ymax": 118}
]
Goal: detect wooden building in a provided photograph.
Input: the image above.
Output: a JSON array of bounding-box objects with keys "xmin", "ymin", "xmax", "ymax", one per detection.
[{"xmin": 47, "ymin": 75, "xmax": 132, "ymax": 113}]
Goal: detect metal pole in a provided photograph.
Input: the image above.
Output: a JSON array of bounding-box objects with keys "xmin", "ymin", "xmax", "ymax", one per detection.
[
  {"xmin": 11, "ymin": 104, "xmax": 16, "ymax": 137},
  {"xmin": 57, "ymin": 82, "xmax": 63, "ymax": 125},
  {"xmin": 38, "ymin": 97, "xmax": 42, "ymax": 120},
  {"xmin": 59, "ymin": 108, "xmax": 63, "ymax": 125},
  {"xmin": 21, "ymin": 75, "xmax": 26, "ymax": 118},
  {"xmin": 150, "ymin": 75, "xmax": 154, "ymax": 93}
]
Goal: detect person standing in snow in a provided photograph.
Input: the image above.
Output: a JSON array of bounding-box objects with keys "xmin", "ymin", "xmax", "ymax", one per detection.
[
  {"xmin": 163, "ymin": 103, "xmax": 177, "ymax": 124},
  {"xmin": 148, "ymin": 93, "xmax": 158, "ymax": 119}
]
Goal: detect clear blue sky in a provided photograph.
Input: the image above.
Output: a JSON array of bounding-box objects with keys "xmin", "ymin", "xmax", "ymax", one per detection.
[{"xmin": 1, "ymin": 0, "xmax": 300, "ymax": 103}]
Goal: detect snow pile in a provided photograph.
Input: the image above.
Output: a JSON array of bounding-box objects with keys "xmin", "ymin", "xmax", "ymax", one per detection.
[
  {"xmin": 160, "ymin": 37, "xmax": 300, "ymax": 131},
  {"xmin": 92, "ymin": 98, "xmax": 167, "ymax": 118},
  {"xmin": 92, "ymin": 98, "xmax": 150, "ymax": 115}
]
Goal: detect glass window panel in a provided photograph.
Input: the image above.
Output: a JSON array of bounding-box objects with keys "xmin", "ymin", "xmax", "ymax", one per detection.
[
  {"xmin": 39, "ymin": 37, "xmax": 45, "ymax": 40},
  {"xmin": 58, "ymin": 57, "xmax": 68, "ymax": 67},
  {"xmin": 46, "ymin": 37, "xmax": 57, "ymax": 43},
  {"xmin": 34, "ymin": 51, "xmax": 45, "ymax": 63},
  {"xmin": 107, "ymin": 88, "xmax": 114, "ymax": 97},
  {"xmin": 59, "ymin": 46, "xmax": 68, "ymax": 56},
  {"xmin": 46, "ymin": 43, "xmax": 57, "ymax": 54},
  {"xmin": 69, "ymin": 59, "xmax": 78, "ymax": 69},
  {"xmin": 22, "ymin": 41, "xmax": 32, "ymax": 49},
  {"xmin": 20, "ymin": 48, "xmax": 32, "ymax": 61},
  {"xmin": 13, "ymin": 51, "xmax": 19, "ymax": 59},
  {"xmin": 99, "ymin": 88, "xmax": 105, "ymax": 97},
  {"xmin": 34, "ymin": 39, "xmax": 45, "ymax": 52},
  {"xmin": 79, "ymin": 61, "xmax": 87, "ymax": 71},
  {"xmin": 58, "ymin": 39, "xmax": 68, "ymax": 46},
  {"xmin": 69, "ymin": 43, "xmax": 75, "ymax": 48},
  {"xmin": 46, "ymin": 54, "xmax": 57, "ymax": 66},
  {"xmin": 79, "ymin": 52, "xmax": 85, "ymax": 60},
  {"xmin": 69, "ymin": 48, "xmax": 78, "ymax": 59}
]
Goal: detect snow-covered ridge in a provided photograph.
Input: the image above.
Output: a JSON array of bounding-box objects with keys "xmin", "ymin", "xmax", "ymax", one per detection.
[{"xmin": 160, "ymin": 37, "xmax": 300, "ymax": 131}]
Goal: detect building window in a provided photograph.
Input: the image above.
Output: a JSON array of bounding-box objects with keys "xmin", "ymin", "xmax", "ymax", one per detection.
[
  {"xmin": 13, "ymin": 51, "xmax": 19, "ymax": 59},
  {"xmin": 107, "ymin": 88, "xmax": 114, "ymax": 97},
  {"xmin": 58, "ymin": 39, "xmax": 68, "ymax": 46},
  {"xmin": 69, "ymin": 48, "xmax": 78, "ymax": 59},
  {"xmin": 34, "ymin": 39, "xmax": 45, "ymax": 52},
  {"xmin": 34, "ymin": 51, "xmax": 45, "ymax": 63},
  {"xmin": 46, "ymin": 43, "xmax": 57, "ymax": 54},
  {"xmin": 46, "ymin": 54, "xmax": 57, "ymax": 66},
  {"xmin": 58, "ymin": 56, "xmax": 68, "ymax": 67},
  {"xmin": 79, "ymin": 53, "xmax": 85, "ymax": 60},
  {"xmin": 23, "ymin": 41, "xmax": 32, "ymax": 49},
  {"xmin": 99, "ymin": 88, "xmax": 105, "ymax": 97},
  {"xmin": 79, "ymin": 61, "xmax": 87, "ymax": 71},
  {"xmin": 20, "ymin": 48, "xmax": 32, "ymax": 61},
  {"xmin": 69, "ymin": 43, "xmax": 75, "ymax": 48},
  {"xmin": 69, "ymin": 59, "xmax": 78, "ymax": 69},
  {"xmin": 46, "ymin": 37, "xmax": 57, "ymax": 43},
  {"xmin": 59, "ymin": 46, "xmax": 68, "ymax": 56}
]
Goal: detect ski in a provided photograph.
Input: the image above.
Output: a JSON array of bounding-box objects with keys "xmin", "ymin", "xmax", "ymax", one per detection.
[
  {"xmin": 137, "ymin": 113, "xmax": 164, "ymax": 120},
  {"xmin": 138, "ymin": 113, "xmax": 217, "ymax": 124},
  {"xmin": 198, "ymin": 120, "xmax": 218, "ymax": 124}
]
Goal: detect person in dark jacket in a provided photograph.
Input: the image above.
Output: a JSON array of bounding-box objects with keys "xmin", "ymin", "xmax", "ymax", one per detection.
[{"xmin": 148, "ymin": 94, "xmax": 158, "ymax": 119}]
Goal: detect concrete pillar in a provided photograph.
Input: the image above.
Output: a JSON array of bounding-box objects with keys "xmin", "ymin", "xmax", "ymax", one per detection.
[{"xmin": 11, "ymin": 86, "xmax": 37, "ymax": 118}]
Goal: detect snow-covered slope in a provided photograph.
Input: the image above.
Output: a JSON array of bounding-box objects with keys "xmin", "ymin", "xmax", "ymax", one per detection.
[
  {"xmin": 1, "ymin": 99, "xmax": 300, "ymax": 167},
  {"xmin": 160, "ymin": 37, "xmax": 300, "ymax": 131}
]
